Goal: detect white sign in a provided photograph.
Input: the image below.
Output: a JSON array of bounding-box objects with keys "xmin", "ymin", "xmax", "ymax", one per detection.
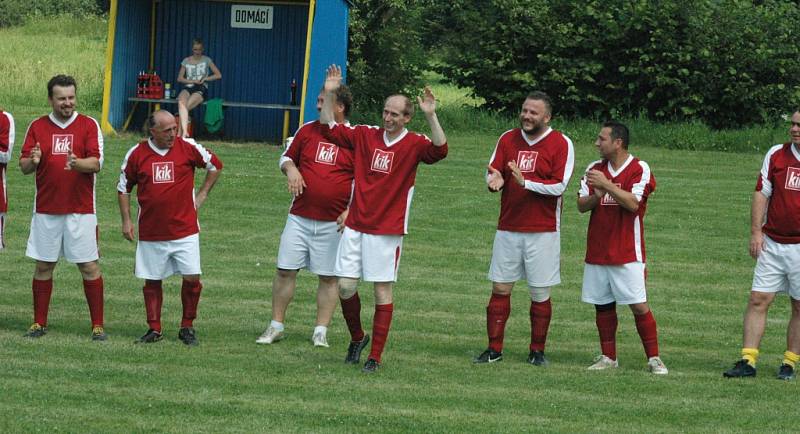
[{"xmin": 231, "ymin": 5, "xmax": 273, "ymax": 29}]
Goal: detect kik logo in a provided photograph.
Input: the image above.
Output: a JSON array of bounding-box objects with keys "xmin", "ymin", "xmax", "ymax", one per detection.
[
  {"xmin": 315, "ymin": 142, "xmax": 339, "ymax": 165},
  {"xmin": 786, "ymin": 167, "xmax": 800, "ymax": 191},
  {"xmin": 52, "ymin": 134, "xmax": 73, "ymax": 155},
  {"xmin": 601, "ymin": 183, "xmax": 622, "ymax": 206},
  {"xmin": 152, "ymin": 162, "xmax": 175, "ymax": 184},
  {"xmin": 516, "ymin": 150, "xmax": 538, "ymax": 172},
  {"xmin": 371, "ymin": 149, "xmax": 394, "ymax": 174}
]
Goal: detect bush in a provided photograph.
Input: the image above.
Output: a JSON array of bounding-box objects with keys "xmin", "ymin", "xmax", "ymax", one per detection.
[
  {"xmin": 0, "ymin": 0, "xmax": 101, "ymax": 28},
  {"xmin": 433, "ymin": 0, "xmax": 800, "ymax": 129},
  {"xmin": 347, "ymin": 0, "xmax": 429, "ymax": 113}
]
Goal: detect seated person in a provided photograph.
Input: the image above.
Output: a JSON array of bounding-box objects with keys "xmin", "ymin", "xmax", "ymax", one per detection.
[{"xmin": 176, "ymin": 38, "xmax": 222, "ymax": 138}]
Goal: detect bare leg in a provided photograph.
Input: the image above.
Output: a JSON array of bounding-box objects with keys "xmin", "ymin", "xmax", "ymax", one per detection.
[
  {"xmin": 271, "ymin": 269, "xmax": 298, "ymax": 323},
  {"xmin": 315, "ymin": 275, "xmax": 338, "ymax": 327},
  {"xmin": 742, "ymin": 291, "xmax": 776, "ymax": 349}
]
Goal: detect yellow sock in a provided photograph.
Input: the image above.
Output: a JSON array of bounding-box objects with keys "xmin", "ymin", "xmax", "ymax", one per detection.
[
  {"xmin": 741, "ymin": 348, "xmax": 759, "ymax": 366},
  {"xmin": 782, "ymin": 351, "xmax": 800, "ymax": 368}
]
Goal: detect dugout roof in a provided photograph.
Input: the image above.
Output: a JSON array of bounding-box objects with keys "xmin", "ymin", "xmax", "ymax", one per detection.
[{"xmin": 101, "ymin": 0, "xmax": 350, "ymax": 142}]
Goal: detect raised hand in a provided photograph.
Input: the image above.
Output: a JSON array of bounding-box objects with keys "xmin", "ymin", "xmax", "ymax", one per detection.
[
  {"xmin": 507, "ymin": 161, "xmax": 525, "ymax": 186},
  {"xmin": 324, "ymin": 64, "xmax": 342, "ymax": 93},
  {"xmin": 418, "ymin": 86, "xmax": 436, "ymax": 115},
  {"xmin": 487, "ymin": 164, "xmax": 505, "ymax": 191}
]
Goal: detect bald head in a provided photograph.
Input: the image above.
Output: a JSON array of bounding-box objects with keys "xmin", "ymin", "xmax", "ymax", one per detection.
[{"xmin": 149, "ymin": 110, "xmax": 177, "ymax": 149}]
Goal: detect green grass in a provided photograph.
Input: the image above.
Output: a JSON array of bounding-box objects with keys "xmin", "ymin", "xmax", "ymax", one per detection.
[{"xmin": 1, "ymin": 14, "xmax": 799, "ymax": 434}]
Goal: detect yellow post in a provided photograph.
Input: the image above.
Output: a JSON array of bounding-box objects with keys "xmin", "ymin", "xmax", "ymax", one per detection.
[
  {"xmin": 298, "ymin": 0, "xmax": 316, "ymax": 126},
  {"xmin": 282, "ymin": 109, "xmax": 290, "ymax": 144},
  {"xmin": 100, "ymin": 0, "xmax": 119, "ymax": 134}
]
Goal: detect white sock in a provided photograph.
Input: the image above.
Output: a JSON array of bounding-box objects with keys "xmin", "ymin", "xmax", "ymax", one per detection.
[
  {"xmin": 270, "ymin": 320, "xmax": 284, "ymax": 331},
  {"xmin": 313, "ymin": 325, "xmax": 327, "ymax": 336}
]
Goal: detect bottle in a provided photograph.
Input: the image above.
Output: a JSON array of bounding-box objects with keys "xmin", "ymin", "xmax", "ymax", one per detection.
[{"xmin": 165, "ymin": 83, "xmax": 172, "ymax": 99}]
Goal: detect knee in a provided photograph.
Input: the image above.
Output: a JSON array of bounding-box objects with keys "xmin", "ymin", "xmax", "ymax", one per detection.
[
  {"xmin": 34, "ymin": 261, "xmax": 56, "ymax": 279},
  {"xmin": 78, "ymin": 261, "xmax": 101, "ymax": 280},
  {"xmin": 182, "ymin": 274, "xmax": 200, "ymax": 283},
  {"xmin": 528, "ymin": 286, "xmax": 551, "ymax": 302},
  {"xmin": 628, "ymin": 302, "xmax": 650, "ymax": 316},
  {"xmin": 748, "ymin": 292, "xmax": 773, "ymax": 311},
  {"xmin": 319, "ymin": 275, "xmax": 337, "ymax": 288},
  {"xmin": 595, "ymin": 302, "xmax": 616, "ymax": 312},
  {"xmin": 338, "ymin": 277, "xmax": 358, "ymax": 299},
  {"xmin": 276, "ymin": 268, "xmax": 297, "ymax": 280},
  {"xmin": 492, "ymin": 282, "xmax": 513, "ymax": 296}
]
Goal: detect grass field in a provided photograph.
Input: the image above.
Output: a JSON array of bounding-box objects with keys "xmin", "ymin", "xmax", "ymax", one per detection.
[{"xmin": 1, "ymin": 14, "xmax": 798, "ymax": 434}]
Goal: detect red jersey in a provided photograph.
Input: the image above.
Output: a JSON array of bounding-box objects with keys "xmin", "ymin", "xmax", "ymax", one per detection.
[
  {"xmin": 324, "ymin": 122, "xmax": 448, "ymax": 235},
  {"xmin": 488, "ymin": 128, "xmax": 575, "ymax": 232},
  {"xmin": 20, "ymin": 112, "xmax": 103, "ymax": 214},
  {"xmin": 756, "ymin": 143, "xmax": 800, "ymax": 244},
  {"xmin": 280, "ymin": 121, "xmax": 354, "ymax": 221},
  {"xmin": 579, "ymin": 155, "xmax": 656, "ymax": 265},
  {"xmin": 0, "ymin": 111, "xmax": 15, "ymax": 213},
  {"xmin": 118, "ymin": 137, "xmax": 223, "ymax": 241}
]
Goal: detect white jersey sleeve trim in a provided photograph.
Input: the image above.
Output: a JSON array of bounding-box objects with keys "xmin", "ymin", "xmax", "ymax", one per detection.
[
  {"xmin": 0, "ymin": 112, "xmax": 15, "ymax": 163},
  {"xmin": 522, "ymin": 134, "xmax": 575, "ymax": 196},
  {"xmin": 486, "ymin": 129, "xmax": 514, "ymax": 183},
  {"xmin": 117, "ymin": 144, "xmax": 139, "ymax": 194},
  {"xmin": 759, "ymin": 144, "xmax": 783, "ymax": 198},
  {"xmin": 631, "ymin": 160, "xmax": 652, "ymax": 201},
  {"xmin": 90, "ymin": 116, "xmax": 105, "ymax": 169},
  {"xmin": 186, "ymin": 138, "xmax": 218, "ymax": 171}
]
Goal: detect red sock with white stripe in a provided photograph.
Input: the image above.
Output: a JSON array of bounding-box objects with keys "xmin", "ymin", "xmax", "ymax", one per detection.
[
  {"xmin": 595, "ymin": 309, "xmax": 618, "ymax": 360},
  {"xmin": 32, "ymin": 278, "xmax": 53, "ymax": 326},
  {"xmin": 487, "ymin": 293, "xmax": 511, "ymax": 352},
  {"xmin": 368, "ymin": 303, "xmax": 394, "ymax": 363},
  {"xmin": 529, "ymin": 299, "xmax": 552, "ymax": 352},
  {"xmin": 180, "ymin": 279, "xmax": 203, "ymax": 328},
  {"xmin": 143, "ymin": 280, "xmax": 163, "ymax": 332},
  {"xmin": 634, "ymin": 310, "xmax": 659, "ymax": 358},
  {"xmin": 340, "ymin": 292, "xmax": 365, "ymax": 342},
  {"xmin": 82, "ymin": 276, "xmax": 104, "ymax": 327}
]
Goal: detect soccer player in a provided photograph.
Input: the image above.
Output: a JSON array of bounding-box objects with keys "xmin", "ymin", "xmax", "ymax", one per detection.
[
  {"xmin": 577, "ymin": 121, "xmax": 667, "ymax": 375},
  {"xmin": 474, "ymin": 91, "xmax": 574, "ymax": 366},
  {"xmin": 723, "ymin": 111, "xmax": 800, "ymax": 380},
  {"xmin": 256, "ymin": 85, "xmax": 354, "ymax": 347},
  {"xmin": 118, "ymin": 110, "xmax": 223, "ymax": 346},
  {"xmin": 320, "ymin": 65, "xmax": 448, "ymax": 373},
  {"xmin": 0, "ymin": 108, "xmax": 15, "ymax": 250},
  {"xmin": 19, "ymin": 75, "xmax": 106, "ymax": 341}
]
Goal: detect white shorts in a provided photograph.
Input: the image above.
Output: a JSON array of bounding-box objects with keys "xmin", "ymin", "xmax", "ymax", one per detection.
[
  {"xmin": 334, "ymin": 227, "xmax": 403, "ymax": 282},
  {"xmin": 26, "ymin": 213, "xmax": 99, "ymax": 263},
  {"xmin": 488, "ymin": 230, "xmax": 561, "ymax": 287},
  {"xmin": 276, "ymin": 214, "xmax": 341, "ymax": 276},
  {"xmin": 135, "ymin": 233, "xmax": 201, "ymax": 280},
  {"xmin": 581, "ymin": 262, "xmax": 647, "ymax": 305},
  {"xmin": 752, "ymin": 235, "xmax": 800, "ymax": 299},
  {"xmin": 0, "ymin": 213, "xmax": 5, "ymax": 250}
]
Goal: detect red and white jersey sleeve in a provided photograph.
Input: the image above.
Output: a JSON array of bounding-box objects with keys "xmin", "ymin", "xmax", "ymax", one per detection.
[
  {"xmin": 0, "ymin": 111, "xmax": 15, "ymax": 213},
  {"xmin": 488, "ymin": 128, "xmax": 575, "ymax": 232},
  {"xmin": 324, "ymin": 123, "xmax": 448, "ymax": 235},
  {"xmin": 755, "ymin": 142, "xmax": 800, "ymax": 243},
  {"xmin": 20, "ymin": 112, "xmax": 103, "ymax": 214},
  {"xmin": 279, "ymin": 121, "xmax": 354, "ymax": 221},
  {"xmin": 579, "ymin": 155, "xmax": 656, "ymax": 264},
  {"xmin": 117, "ymin": 137, "xmax": 223, "ymax": 241}
]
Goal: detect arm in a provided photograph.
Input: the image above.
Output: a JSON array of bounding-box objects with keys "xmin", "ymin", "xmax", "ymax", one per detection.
[
  {"xmin": 519, "ymin": 138, "xmax": 575, "ymax": 196},
  {"xmin": 320, "ymin": 65, "xmax": 341, "ymax": 126},
  {"xmin": 66, "ymin": 155, "xmax": 100, "ymax": 173},
  {"xmin": 118, "ymin": 192, "xmax": 135, "ymax": 241},
  {"xmin": 280, "ymin": 159, "xmax": 306, "ymax": 196},
  {"xmin": 487, "ymin": 165, "xmax": 504, "ymax": 192},
  {"xmin": 418, "ymin": 86, "xmax": 446, "ymax": 146},
  {"xmin": 19, "ymin": 142, "xmax": 41, "ymax": 175},
  {"xmin": 177, "ymin": 64, "xmax": 190, "ymax": 85},
  {"xmin": 202, "ymin": 60, "xmax": 222, "ymax": 84},
  {"xmin": 0, "ymin": 112, "xmax": 14, "ymax": 164},
  {"xmin": 195, "ymin": 169, "xmax": 221, "ymax": 210},
  {"xmin": 750, "ymin": 191, "xmax": 768, "ymax": 259},
  {"xmin": 586, "ymin": 170, "xmax": 640, "ymax": 212}
]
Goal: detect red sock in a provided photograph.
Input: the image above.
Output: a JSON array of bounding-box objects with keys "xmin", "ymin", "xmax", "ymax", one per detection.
[
  {"xmin": 368, "ymin": 303, "xmax": 393, "ymax": 363},
  {"xmin": 340, "ymin": 292, "xmax": 365, "ymax": 342},
  {"xmin": 529, "ymin": 299, "xmax": 552, "ymax": 352},
  {"xmin": 596, "ymin": 309, "xmax": 618, "ymax": 360},
  {"xmin": 487, "ymin": 293, "xmax": 511, "ymax": 352},
  {"xmin": 634, "ymin": 310, "xmax": 659, "ymax": 358},
  {"xmin": 143, "ymin": 280, "xmax": 163, "ymax": 332},
  {"xmin": 32, "ymin": 278, "xmax": 53, "ymax": 326},
  {"xmin": 180, "ymin": 279, "xmax": 203, "ymax": 328},
  {"xmin": 82, "ymin": 276, "xmax": 104, "ymax": 327}
]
